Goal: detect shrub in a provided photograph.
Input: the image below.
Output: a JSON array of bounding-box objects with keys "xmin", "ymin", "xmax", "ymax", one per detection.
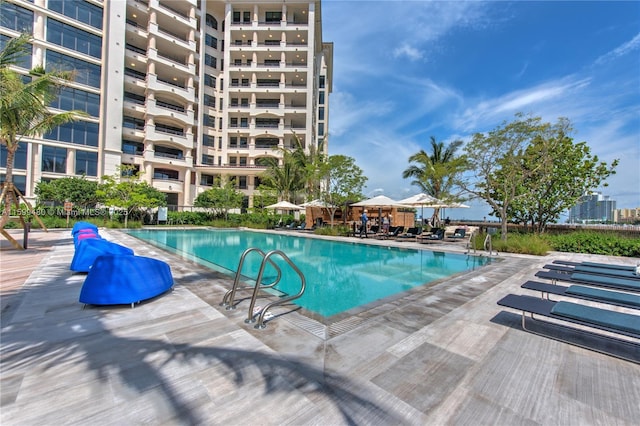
[
  {"xmin": 546, "ymin": 231, "xmax": 640, "ymax": 257},
  {"xmin": 469, "ymin": 231, "xmax": 551, "ymax": 256}
]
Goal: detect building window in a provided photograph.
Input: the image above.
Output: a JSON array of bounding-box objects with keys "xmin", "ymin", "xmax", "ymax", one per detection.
[
  {"xmin": 200, "ymin": 174, "xmax": 216, "ymax": 186},
  {"xmin": 205, "ymin": 14, "xmax": 218, "ymax": 30},
  {"xmin": 48, "ymin": 0, "xmax": 103, "ymax": 29},
  {"xmin": 44, "ymin": 121, "xmax": 99, "ymax": 146},
  {"xmin": 202, "ymin": 135, "xmax": 215, "ymax": 147},
  {"xmin": 205, "ymin": 54, "xmax": 217, "ymax": 69},
  {"xmin": 0, "ymin": 2, "xmax": 33, "ymax": 33},
  {"xmin": 243, "ymin": 11, "xmax": 251, "ymax": 23},
  {"xmin": 75, "ymin": 150, "xmax": 97, "ymax": 176},
  {"xmin": 46, "ymin": 18, "xmax": 102, "ymax": 58},
  {"xmin": 319, "ymin": 91, "xmax": 325, "ymax": 104},
  {"xmin": 238, "ymin": 176, "xmax": 247, "ymax": 189},
  {"xmin": 155, "ymin": 145, "xmax": 183, "ymax": 159},
  {"xmin": 205, "ymin": 34, "xmax": 218, "ymax": 49},
  {"xmin": 0, "ymin": 174, "xmax": 26, "ymax": 195},
  {"xmin": 204, "ymin": 94, "xmax": 216, "ymax": 107},
  {"xmin": 122, "ymin": 116, "xmax": 145, "ymax": 130},
  {"xmin": 1, "ymin": 144, "xmax": 28, "ymax": 169},
  {"xmin": 42, "ymin": 146, "xmax": 67, "ymax": 173},
  {"xmin": 0, "ymin": 35, "xmax": 31, "ymax": 68},
  {"xmin": 122, "ymin": 140, "xmax": 144, "ymax": 155},
  {"xmin": 318, "ymin": 122, "xmax": 324, "ymax": 136},
  {"xmin": 203, "ymin": 115, "xmax": 216, "ymax": 128},
  {"xmin": 51, "ymin": 87, "xmax": 100, "ymax": 116},
  {"xmin": 204, "ymin": 74, "xmax": 216, "ymax": 88},
  {"xmin": 201, "ymin": 154, "xmax": 215, "ymax": 165},
  {"xmin": 153, "ymin": 168, "xmax": 179, "ymax": 180},
  {"xmin": 319, "ymin": 76, "xmax": 325, "ymax": 89},
  {"xmin": 265, "ymin": 11, "xmax": 282, "ymax": 23},
  {"xmin": 46, "ymin": 51, "xmax": 101, "ymax": 88},
  {"xmin": 319, "ymin": 106, "xmax": 325, "ymax": 121}
]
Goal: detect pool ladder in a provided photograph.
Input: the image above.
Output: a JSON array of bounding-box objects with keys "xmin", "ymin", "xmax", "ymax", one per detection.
[{"xmin": 221, "ymin": 247, "xmax": 306, "ymax": 329}]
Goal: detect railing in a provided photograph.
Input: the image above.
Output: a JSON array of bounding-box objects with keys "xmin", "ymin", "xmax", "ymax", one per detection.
[{"xmin": 221, "ymin": 248, "xmax": 306, "ymax": 329}]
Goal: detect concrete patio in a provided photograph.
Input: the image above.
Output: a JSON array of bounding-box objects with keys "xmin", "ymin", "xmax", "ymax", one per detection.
[{"xmin": 1, "ymin": 227, "xmax": 638, "ymax": 425}]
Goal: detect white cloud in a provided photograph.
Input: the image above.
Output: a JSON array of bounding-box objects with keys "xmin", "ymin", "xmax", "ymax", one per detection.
[
  {"xmin": 595, "ymin": 32, "xmax": 640, "ymax": 65},
  {"xmin": 393, "ymin": 43, "xmax": 424, "ymax": 61}
]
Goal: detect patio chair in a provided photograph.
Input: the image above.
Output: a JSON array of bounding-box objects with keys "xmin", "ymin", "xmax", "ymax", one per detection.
[
  {"xmin": 446, "ymin": 228, "xmax": 467, "ymax": 241},
  {"xmin": 552, "ymin": 260, "xmax": 636, "ymax": 272},
  {"xmin": 395, "ymin": 227, "xmax": 421, "ymax": 241}
]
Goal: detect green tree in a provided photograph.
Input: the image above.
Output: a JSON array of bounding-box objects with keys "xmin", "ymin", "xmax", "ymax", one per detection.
[
  {"xmin": 1, "ymin": 34, "xmax": 86, "ymax": 245},
  {"xmin": 194, "ymin": 176, "xmax": 244, "ymax": 220},
  {"xmin": 461, "ymin": 114, "xmax": 576, "ymax": 240},
  {"xmin": 259, "ymin": 149, "xmax": 305, "ymax": 203},
  {"xmin": 289, "ymin": 134, "xmax": 326, "ymax": 202},
  {"xmin": 320, "ymin": 155, "xmax": 367, "ymax": 226},
  {"xmin": 96, "ymin": 166, "xmax": 166, "ymax": 227},
  {"xmin": 505, "ymin": 118, "xmax": 617, "ymax": 233},
  {"xmin": 35, "ymin": 176, "xmax": 100, "ymax": 208},
  {"xmin": 402, "ymin": 136, "xmax": 467, "ymax": 224}
]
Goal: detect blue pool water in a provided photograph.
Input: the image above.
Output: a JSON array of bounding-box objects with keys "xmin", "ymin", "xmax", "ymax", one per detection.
[{"xmin": 127, "ymin": 229, "xmax": 491, "ymax": 317}]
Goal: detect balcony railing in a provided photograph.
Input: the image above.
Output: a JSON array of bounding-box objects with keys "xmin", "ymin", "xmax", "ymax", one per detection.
[{"xmin": 156, "ymin": 100, "xmax": 186, "ymax": 113}]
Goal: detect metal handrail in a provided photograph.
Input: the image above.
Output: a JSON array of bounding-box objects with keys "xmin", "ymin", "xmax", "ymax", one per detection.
[
  {"xmin": 246, "ymin": 249, "xmax": 306, "ymax": 329},
  {"xmin": 221, "ymin": 248, "xmax": 282, "ymax": 309},
  {"xmin": 484, "ymin": 234, "xmax": 495, "ymax": 256},
  {"xmin": 466, "ymin": 230, "xmax": 477, "ymax": 255}
]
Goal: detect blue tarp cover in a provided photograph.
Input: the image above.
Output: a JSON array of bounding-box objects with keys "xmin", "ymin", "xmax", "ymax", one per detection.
[
  {"xmin": 70, "ymin": 238, "xmax": 134, "ymax": 272},
  {"xmin": 79, "ymin": 255, "xmax": 173, "ymax": 306}
]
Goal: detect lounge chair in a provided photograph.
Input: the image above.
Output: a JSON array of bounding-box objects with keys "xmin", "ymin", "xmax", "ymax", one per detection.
[
  {"xmin": 446, "ymin": 228, "xmax": 467, "ymax": 241},
  {"xmin": 521, "ymin": 280, "xmax": 640, "ymax": 310},
  {"xmin": 552, "ymin": 260, "xmax": 637, "ymax": 272},
  {"xmin": 496, "ymin": 294, "xmax": 640, "ymax": 362},
  {"xmin": 535, "ymin": 270, "xmax": 640, "ymax": 293},
  {"xmin": 418, "ymin": 228, "xmax": 445, "ymax": 243},
  {"xmin": 396, "ymin": 227, "xmax": 421, "ymax": 241},
  {"xmin": 71, "ymin": 238, "xmax": 134, "ymax": 272},
  {"xmin": 543, "ymin": 264, "xmax": 639, "ymax": 280}
]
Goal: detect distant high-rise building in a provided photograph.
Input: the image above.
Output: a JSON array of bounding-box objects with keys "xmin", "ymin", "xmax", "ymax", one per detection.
[
  {"xmin": 0, "ymin": 0, "xmax": 333, "ymax": 209},
  {"xmin": 569, "ymin": 192, "xmax": 616, "ymax": 223}
]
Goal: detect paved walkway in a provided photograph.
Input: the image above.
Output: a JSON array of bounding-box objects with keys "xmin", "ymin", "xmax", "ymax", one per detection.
[{"xmin": 1, "ymin": 227, "xmax": 639, "ymax": 425}]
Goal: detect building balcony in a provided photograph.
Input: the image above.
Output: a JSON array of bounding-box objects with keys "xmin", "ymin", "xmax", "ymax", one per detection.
[
  {"xmin": 147, "ymin": 74, "xmax": 195, "ymax": 100},
  {"xmin": 148, "ymin": 22, "xmax": 196, "ymax": 51},
  {"xmin": 152, "ymin": 178, "xmax": 184, "ymax": 193},
  {"xmin": 146, "ymin": 99, "xmax": 194, "ymax": 123},
  {"xmin": 148, "ymin": 49, "xmax": 194, "ymax": 75},
  {"xmin": 152, "ymin": 0, "xmax": 197, "ymax": 28},
  {"xmin": 145, "ymin": 124, "xmax": 193, "ymax": 148}
]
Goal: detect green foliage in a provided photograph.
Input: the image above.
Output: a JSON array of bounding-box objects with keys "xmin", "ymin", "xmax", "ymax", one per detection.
[
  {"xmin": 320, "ymin": 154, "xmax": 367, "ymax": 225},
  {"xmin": 314, "ymin": 225, "xmax": 352, "ymax": 237},
  {"xmin": 96, "ymin": 166, "xmax": 166, "ymax": 227},
  {"xmin": 469, "ymin": 231, "xmax": 552, "ymax": 255},
  {"xmin": 193, "ymin": 177, "xmax": 243, "ymax": 219},
  {"xmin": 35, "ymin": 176, "xmax": 100, "ymax": 207},
  {"xmin": 546, "ymin": 231, "xmax": 640, "ymax": 257}
]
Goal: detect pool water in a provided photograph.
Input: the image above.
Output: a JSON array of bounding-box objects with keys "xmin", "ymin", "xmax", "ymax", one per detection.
[{"xmin": 127, "ymin": 229, "xmax": 491, "ymax": 317}]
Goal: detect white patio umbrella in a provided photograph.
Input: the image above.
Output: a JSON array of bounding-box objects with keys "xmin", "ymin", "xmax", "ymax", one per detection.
[
  {"xmin": 265, "ymin": 201, "xmax": 304, "ymax": 224},
  {"xmin": 351, "ymin": 195, "xmax": 412, "ymax": 226},
  {"xmin": 265, "ymin": 200, "xmax": 304, "ymax": 211},
  {"xmin": 397, "ymin": 193, "xmax": 440, "ymax": 224},
  {"xmin": 429, "ymin": 201, "xmax": 470, "ymax": 226}
]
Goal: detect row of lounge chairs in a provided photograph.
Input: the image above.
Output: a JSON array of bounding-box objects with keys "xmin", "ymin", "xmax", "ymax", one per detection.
[
  {"xmin": 352, "ymin": 225, "xmax": 473, "ymax": 243},
  {"xmin": 70, "ymin": 222, "xmax": 174, "ymax": 308},
  {"xmin": 497, "ymin": 259, "xmax": 640, "ymax": 363}
]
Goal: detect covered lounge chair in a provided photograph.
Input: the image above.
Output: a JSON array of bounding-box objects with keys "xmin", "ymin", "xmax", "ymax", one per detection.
[
  {"xmin": 71, "ymin": 238, "xmax": 134, "ymax": 272},
  {"xmin": 543, "ymin": 263, "xmax": 640, "ymax": 280},
  {"xmin": 446, "ymin": 228, "xmax": 467, "ymax": 241},
  {"xmin": 79, "ymin": 255, "xmax": 174, "ymax": 307},
  {"xmin": 552, "ymin": 260, "xmax": 636, "ymax": 272}
]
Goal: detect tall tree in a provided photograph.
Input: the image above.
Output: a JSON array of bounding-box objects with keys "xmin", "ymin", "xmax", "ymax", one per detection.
[
  {"xmin": 35, "ymin": 176, "xmax": 100, "ymax": 208},
  {"xmin": 504, "ymin": 118, "xmax": 617, "ymax": 233},
  {"xmin": 402, "ymin": 136, "xmax": 467, "ymax": 224},
  {"xmin": 1, "ymin": 34, "xmax": 86, "ymax": 247},
  {"xmin": 320, "ymin": 155, "xmax": 367, "ymax": 226},
  {"xmin": 259, "ymin": 149, "xmax": 305, "ymax": 203},
  {"xmin": 461, "ymin": 114, "xmax": 545, "ymax": 239}
]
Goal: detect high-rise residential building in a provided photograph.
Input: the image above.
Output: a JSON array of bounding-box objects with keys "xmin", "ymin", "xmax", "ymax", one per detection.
[
  {"xmin": 568, "ymin": 191, "xmax": 616, "ymax": 223},
  {"xmin": 0, "ymin": 0, "xmax": 332, "ymax": 209}
]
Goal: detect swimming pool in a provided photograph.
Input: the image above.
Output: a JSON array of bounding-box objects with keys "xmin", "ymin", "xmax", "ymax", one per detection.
[{"xmin": 127, "ymin": 229, "xmax": 491, "ymax": 317}]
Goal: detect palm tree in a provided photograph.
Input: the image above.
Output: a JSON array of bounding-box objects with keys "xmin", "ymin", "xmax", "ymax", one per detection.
[
  {"xmin": 289, "ymin": 133, "xmax": 325, "ymax": 202},
  {"xmin": 260, "ymin": 150, "xmax": 305, "ymax": 203},
  {"xmin": 402, "ymin": 136, "xmax": 467, "ymax": 225},
  {"xmin": 1, "ymin": 34, "xmax": 86, "ymax": 248}
]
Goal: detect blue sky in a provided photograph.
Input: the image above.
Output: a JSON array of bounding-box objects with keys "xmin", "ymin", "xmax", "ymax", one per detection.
[{"xmin": 322, "ymin": 1, "xmax": 640, "ymax": 221}]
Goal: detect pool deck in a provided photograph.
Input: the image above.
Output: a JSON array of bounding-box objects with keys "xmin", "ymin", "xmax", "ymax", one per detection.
[{"xmin": 1, "ymin": 227, "xmax": 639, "ymax": 425}]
